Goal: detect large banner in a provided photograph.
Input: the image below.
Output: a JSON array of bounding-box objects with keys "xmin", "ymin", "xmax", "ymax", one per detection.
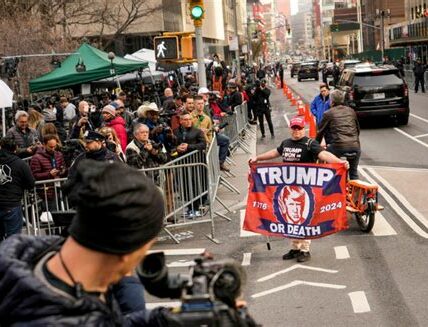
[{"xmin": 244, "ymin": 162, "xmax": 348, "ymax": 239}]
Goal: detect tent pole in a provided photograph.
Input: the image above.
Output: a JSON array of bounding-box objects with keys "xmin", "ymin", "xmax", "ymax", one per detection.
[
  {"xmin": 148, "ymin": 67, "xmax": 161, "ymax": 108},
  {"xmin": 2, "ymin": 107, "xmax": 6, "ymax": 137}
]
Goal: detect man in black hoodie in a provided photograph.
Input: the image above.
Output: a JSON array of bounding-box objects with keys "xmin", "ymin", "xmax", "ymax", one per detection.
[
  {"xmin": 413, "ymin": 59, "xmax": 426, "ymax": 93},
  {"xmin": 0, "ymin": 137, "xmax": 35, "ymax": 240}
]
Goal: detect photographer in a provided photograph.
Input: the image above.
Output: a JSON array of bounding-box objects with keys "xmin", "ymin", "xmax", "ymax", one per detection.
[
  {"xmin": 126, "ymin": 124, "xmax": 168, "ymax": 170},
  {"xmin": 0, "ymin": 160, "xmax": 170, "ymax": 325},
  {"xmin": 6, "ymin": 111, "xmax": 40, "ymax": 158},
  {"xmin": 253, "ymin": 79, "xmax": 274, "ymax": 138},
  {"xmin": 69, "ymin": 101, "xmax": 95, "ymax": 140}
]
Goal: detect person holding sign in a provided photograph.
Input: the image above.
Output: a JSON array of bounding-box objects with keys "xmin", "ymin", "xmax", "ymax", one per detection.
[{"xmin": 248, "ymin": 116, "xmax": 349, "ymax": 262}]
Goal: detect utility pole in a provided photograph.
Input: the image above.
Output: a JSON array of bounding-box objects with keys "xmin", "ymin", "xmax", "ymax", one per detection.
[
  {"xmin": 376, "ymin": 9, "xmax": 391, "ymax": 61},
  {"xmin": 233, "ymin": 0, "xmax": 241, "ymax": 81},
  {"xmin": 189, "ymin": 0, "xmax": 207, "ymax": 87},
  {"xmin": 356, "ymin": 0, "xmax": 364, "ymax": 53}
]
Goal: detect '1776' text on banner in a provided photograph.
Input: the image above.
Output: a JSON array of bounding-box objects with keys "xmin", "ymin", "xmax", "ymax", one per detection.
[{"xmin": 244, "ymin": 162, "xmax": 349, "ymax": 239}]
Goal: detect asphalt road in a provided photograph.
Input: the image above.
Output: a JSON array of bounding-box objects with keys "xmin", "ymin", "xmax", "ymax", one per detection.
[{"xmin": 147, "ymin": 73, "xmax": 428, "ymax": 327}]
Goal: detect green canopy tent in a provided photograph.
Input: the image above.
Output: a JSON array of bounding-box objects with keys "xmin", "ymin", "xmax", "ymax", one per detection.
[{"xmin": 29, "ymin": 43, "xmax": 149, "ymax": 93}]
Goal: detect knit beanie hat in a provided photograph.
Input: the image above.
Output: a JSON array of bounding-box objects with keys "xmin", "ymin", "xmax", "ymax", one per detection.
[{"xmin": 63, "ymin": 160, "xmax": 164, "ymax": 254}]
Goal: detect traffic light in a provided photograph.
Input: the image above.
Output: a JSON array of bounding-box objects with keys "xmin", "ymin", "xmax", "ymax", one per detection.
[
  {"xmin": 181, "ymin": 36, "xmax": 196, "ymax": 59},
  {"xmin": 189, "ymin": 0, "xmax": 204, "ymax": 25},
  {"xmin": 154, "ymin": 36, "xmax": 179, "ymax": 60}
]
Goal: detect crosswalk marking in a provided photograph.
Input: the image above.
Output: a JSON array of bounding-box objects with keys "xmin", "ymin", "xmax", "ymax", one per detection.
[
  {"xmin": 348, "ymin": 291, "xmax": 371, "ymax": 313},
  {"xmin": 242, "ymin": 253, "xmax": 252, "ymax": 266},
  {"xmin": 334, "ymin": 246, "xmax": 350, "ymax": 259},
  {"xmin": 148, "ymin": 248, "xmax": 205, "ymax": 256},
  {"xmin": 371, "ymin": 212, "xmax": 397, "ymax": 236}
]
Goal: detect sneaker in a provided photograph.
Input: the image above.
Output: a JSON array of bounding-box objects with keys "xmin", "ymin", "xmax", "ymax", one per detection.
[
  {"xmin": 297, "ymin": 251, "xmax": 311, "ymax": 262},
  {"xmin": 249, "ymin": 120, "xmax": 257, "ymax": 125},
  {"xmin": 282, "ymin": 249, "xmax": 301, "ymax": 260}
]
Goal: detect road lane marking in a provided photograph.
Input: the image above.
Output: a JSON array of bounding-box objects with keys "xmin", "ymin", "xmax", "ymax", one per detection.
[
  {"xmin": 252, "ymin": 280, "xmax": 346, "ymax": 298},
  {"xmin": 283, "ymin": 113, "xmax": 290, "ymax": 126},
  {"xmin": 394, "ymin": 127, "xmax": 428, "ymax": 149},
  {"xmin": 415, "ymin": 133, "xmax": 428, "ymax": 139},
  {"xmin": 410, "ymin": 113, "xmax": 428, "ymax": 124},
  {"xmin": 148, "ymin": 248, "xmax": 205, "ymax": 256},
  {"xmin": 242, "ymin": 253, "xmax": 252, "ymax": 266},
  {"xmin": 240, "ymin": 210, "xmax": 260, "ymax": 237},
  {"xmin": 146, "ymin": 302, "xmax": 181, "ymax": 309},
  {"xmin": 334, "ymin": 246, "xmax": 350, "ymax": 259},
  {"xmin": 367, "ymin": 167, "xmax": 428, "ymax": 228},
  {"xmin": 167, "ymin": 260, "xmax": 195, "ymax": 268},
  {"xmin": 258, "ymin": 264, "xmax": 338, "ymax": 282},
  {"xmin": 359, "ymin": 165, "xmax": 428, "ymax": 173},
  {"xmin": 348, "ymin": 291, "xmax": 371, "ymax": 313},
  {"xmin": 359, "ymin": 168, "xmax": 428, "ymax": 238},
  {"xmin": 371, "ymin": 212, "xmax": 397, "ymax": 236}
]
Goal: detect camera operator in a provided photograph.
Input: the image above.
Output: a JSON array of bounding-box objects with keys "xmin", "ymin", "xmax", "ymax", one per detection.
[
  {"xmin": 6, "ymin": 110, "xmax": 40, "ymax": 159},
  {"xmin": 225, "ymin": 82, "xmax": 243, "ymax": 112},
  {"xmin": 126, "ymin": 124, "xmax": 168, "ymax": 170},
  {"xmin": 139, "ymin": 103, "xmax": 174, "ymax": 152},
  {"xmin": 0, "ymin": 160, "xmax": 171, "ymax": 325},
  {"xmin": 253, "ymin": 79, "xmax": 274, "ymax": 138},
  {"xmin": 68, "ymin": 101, "xmax": 95, "ymax": 140}
]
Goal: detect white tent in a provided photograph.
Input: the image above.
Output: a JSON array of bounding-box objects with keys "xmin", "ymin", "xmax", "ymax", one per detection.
[{"xmin": 0, "ymin": 80, "xmax": 13, "ymax": 137}]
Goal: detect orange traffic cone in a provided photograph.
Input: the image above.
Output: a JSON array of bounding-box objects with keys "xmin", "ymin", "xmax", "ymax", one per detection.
[
  {"xmin": 297, "ymin": 102, "xmax": 305, "ymax": 116},
  {"xmin": 309, "ymin": 113, "xmax": 317, "ymax": 138},
  {"xmin": 305, "ymin": 103, "xmax": 311, "ymax": 122},
  {"xmin": 287, "ymin": 90, "xmax": 292, "ymax": 100},
  {"xmin": 291, "ymin": 95, "xmax": 296, "ymax": 106}
]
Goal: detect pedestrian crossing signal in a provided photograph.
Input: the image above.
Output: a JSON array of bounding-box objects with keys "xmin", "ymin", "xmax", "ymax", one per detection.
[{"xmin": 154, "ymin": 36, "xmax": 179, "ymax": 60}]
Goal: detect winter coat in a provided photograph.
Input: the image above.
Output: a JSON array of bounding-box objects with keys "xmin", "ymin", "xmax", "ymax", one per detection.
[
  {"xmin": 6, "ymin": 126, "xmax": 39, "ymax": 158},
  {"xmin": 413, "ymin": 63, "xmax": 426, "ymax": 78},
  {"xmin": 316, "ymin": 105, "xmax": 360, "ymax": 149},
  {"xmin": 106, "ymin": 116, "xmax": 127, "ymax": 152},
  {"xmin": 0, "ymin": 150, "xmax": 35, "ymax": 208},
  {"xmin": 125, "ymin": 139, "xmax": 168, "ymax": 170},
  {"xmin": 253, "ymin": 87, "xmax": 271, "ymax": 114},
  {"xmin": 310, "ymin": 93, "xmax": 331, "ymax": 125},
  {"xmin": 30, "ymin": 148, "xmax": 67, "ymax": 181},
  {"xmin": 173, "ymin": 126, "xmax": 207, "ymax": 155},
  {"xmin": 0, "ymin": 235, "xmax": 168, "ymax": 326}
]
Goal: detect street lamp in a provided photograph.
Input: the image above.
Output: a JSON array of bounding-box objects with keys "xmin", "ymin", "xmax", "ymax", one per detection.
[
  {"xmin": 108, "ymin": 51, "xmax": 121, "ymax": 90},
  {"xmin": 375, "ymin": 9, "xmax": 391, "ymax": 61}
]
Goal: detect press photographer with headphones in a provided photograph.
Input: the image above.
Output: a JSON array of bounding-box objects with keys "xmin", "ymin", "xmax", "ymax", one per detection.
[{"xmin": 0, "ymin": 161, "xmax": 257, "ymax": 326}]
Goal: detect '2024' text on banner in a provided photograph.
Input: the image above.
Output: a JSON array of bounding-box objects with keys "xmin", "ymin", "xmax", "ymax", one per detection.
[{"xmin": 244, "ymin": 162, "xmax": 349, "ymax": 239}]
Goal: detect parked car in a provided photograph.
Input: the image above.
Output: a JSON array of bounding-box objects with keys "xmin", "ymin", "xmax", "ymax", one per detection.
[
  {"xmin": 297, "ymin": 62, "xmax": 319, "ymax": 81},
  {"xmin": 334, "ymin": 63, "xmax": 409, "ymax": 125},
  {"xmin": 290, "ymin": 62, "xmax": 301, "ymax": 78}
]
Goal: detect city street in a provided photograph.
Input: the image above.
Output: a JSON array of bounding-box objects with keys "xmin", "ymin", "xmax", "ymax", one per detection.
[{"xmin": 149, "ymin": 73, "xmax": 428, "ymax": 327}]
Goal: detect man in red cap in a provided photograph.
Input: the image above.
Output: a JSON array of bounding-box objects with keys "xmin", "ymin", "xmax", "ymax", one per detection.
[{"xmin": 249, "ymin": 116, "xmax": 349, "ymax": 262}]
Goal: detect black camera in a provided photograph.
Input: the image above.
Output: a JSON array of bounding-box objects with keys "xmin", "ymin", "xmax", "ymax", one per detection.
[{"xmin": 137, "ymin": 252, "xmax": 257, "ymax": 326}]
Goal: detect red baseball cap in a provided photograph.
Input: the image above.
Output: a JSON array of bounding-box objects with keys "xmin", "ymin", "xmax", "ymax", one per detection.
[{"xmin": 289, "ymin": 116, "xmax": 305, "ymax": 128}]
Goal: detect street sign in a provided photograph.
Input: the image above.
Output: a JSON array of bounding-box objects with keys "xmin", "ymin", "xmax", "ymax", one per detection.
[{"xmin": 154, "ymin": 36, "xmax": 179, "ymax": 60}]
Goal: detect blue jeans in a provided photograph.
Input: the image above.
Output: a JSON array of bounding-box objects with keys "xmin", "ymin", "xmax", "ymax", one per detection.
[
  {"xmin": 327, "ymin": 146, "xmax": 361, "ymax": 180},
  {"xmin": 217, "ymin": 133, "xmax": 230, "ymax": 164},
  {"xmin": 0, "ymin": 206, "xmax": 23, "ymax": 240}
]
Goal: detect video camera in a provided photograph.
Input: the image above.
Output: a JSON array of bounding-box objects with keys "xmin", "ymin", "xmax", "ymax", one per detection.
[{"xmin": 137, "ymin": 252, "xmax": 258, "ymax": 327}]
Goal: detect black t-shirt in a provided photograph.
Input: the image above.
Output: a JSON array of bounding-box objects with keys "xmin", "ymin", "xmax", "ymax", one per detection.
[{"xmin": 276, "ymin": 137, "xmax": 323, "ymax": 163}]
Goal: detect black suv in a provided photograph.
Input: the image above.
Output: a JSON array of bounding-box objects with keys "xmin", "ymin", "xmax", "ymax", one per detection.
[
  {"xmin": 297, "ymin": 62, "xmax": 319, "ymax": 82},
  {"xmin": 290, "ymin": 62, "xmax": 301, "ymax": 78},
  {"xmin": 335, "ymin": 64, "xmax": 409, "ymax": 125}
]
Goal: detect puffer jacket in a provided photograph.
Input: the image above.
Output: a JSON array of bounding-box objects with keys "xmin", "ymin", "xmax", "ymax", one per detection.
[
  {"xmin": 0, "ymin": 235, "xmax": 169, "ymax": 326},
  {"xmin": 310, "ymin": 93, "xmax": 330, "ymax": 125},
  {"xmin": 106, "ymin": 116, "xmax": 127, "ymax": 152},
  {"xmin": 30, "ymin": 147, "xmax": 67, "ymax": 181},
  {"xmin": 6, "ymin": 126, "xmax": 39, "ymax": 158},
  {"xmin": 316, "ymin": 105, "xmax": 360, "ymax": 149}
]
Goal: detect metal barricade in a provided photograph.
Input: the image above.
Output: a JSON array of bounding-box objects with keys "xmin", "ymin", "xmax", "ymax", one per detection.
[
  {"xmin": 140, "ymin": 159, "xmax": 219, "ymax": 244},
  {"xmin": 23, "ymin": 177, "xmax": 73, "ymax": 236}
]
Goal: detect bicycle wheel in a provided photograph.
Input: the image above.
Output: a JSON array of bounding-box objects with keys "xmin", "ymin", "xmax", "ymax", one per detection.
[{"xmin": 355, "ymin": 199, "xmax": 376, "ymax": 233}]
